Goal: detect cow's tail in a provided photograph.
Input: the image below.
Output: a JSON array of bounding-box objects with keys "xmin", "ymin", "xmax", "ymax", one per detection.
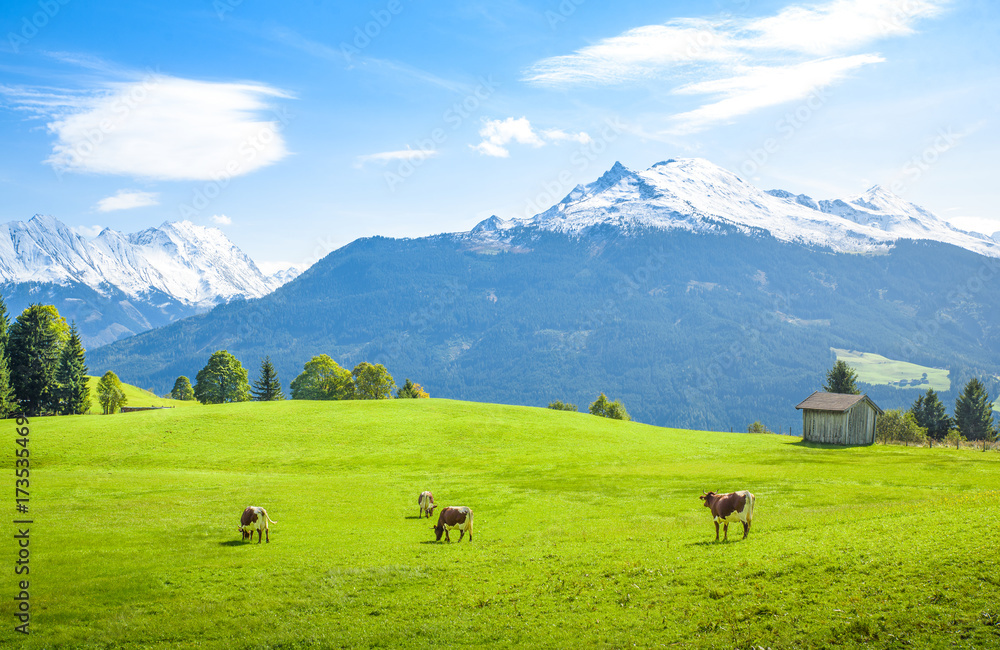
[
  {"xmin": 746, "ymin": 492, "xmax": 756, "ymax": 525},
  {"xmin": 264, "ymin": 510, "xmax": 278, "ymax": 526}
]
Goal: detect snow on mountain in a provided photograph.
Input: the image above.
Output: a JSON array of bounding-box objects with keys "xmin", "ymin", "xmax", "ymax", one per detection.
[
  {"xmin": 0, "ymin": 215, "xmax": 280, "ymax": 307},
  {"xmin": 467, "ymin": 158, "xmax": 1000, "ymax": 258}
]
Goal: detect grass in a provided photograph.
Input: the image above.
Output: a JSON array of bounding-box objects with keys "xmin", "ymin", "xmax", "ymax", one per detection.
[
  {"xmin": 83, "ymin": 375, "xmax": 197, "ymax": 413},
  {"xmin": 833, "ymin": 347, "xmax": 951, "ymax": 391},
  {"xmin": 3, "ymin": 398, "xmax": 1000, "ymax": 648}
]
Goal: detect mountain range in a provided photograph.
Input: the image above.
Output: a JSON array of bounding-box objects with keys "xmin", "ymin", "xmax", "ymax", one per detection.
[
  {"xmin": 0, "ymin": 215, "xmax": 298, "ymax": 346},
  {"xmin": 82, "ymin": 157, "xmax": 1000, "ymax": 430}
]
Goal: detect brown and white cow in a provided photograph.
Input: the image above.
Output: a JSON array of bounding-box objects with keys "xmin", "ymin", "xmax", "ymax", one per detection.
[
  {"xmin": 238, "ymin": 506, "xmax": 277, "ymax": 543},
  {"xmin": 699, "ymin": 491, "xmax": 755, "ymax": 542},
  {"xmin": 433, "ymin": 506, "xmax": 473, "ymax": 542},
  {"xmin": 418, "ymin": 491, "xmax": 437, "ymax": 518}
]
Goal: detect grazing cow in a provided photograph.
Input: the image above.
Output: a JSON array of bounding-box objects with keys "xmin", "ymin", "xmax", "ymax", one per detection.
[
  {"xmin": 699, "ymin": 491, "xmax": 755, "ymax": 542},
  {"xmin": 418, "ymin": 491, "xmax": 437, "ymax": 518},
  {"xmin": 433, "ymin": 506, "xmax": 473, "ymax": 542},
  {"xmin": 238, "ymin": 506, "xmax": 277, "ymax": 544}
]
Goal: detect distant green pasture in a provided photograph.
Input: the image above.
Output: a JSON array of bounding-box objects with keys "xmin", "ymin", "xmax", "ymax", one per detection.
[
  {"xmin": 833, "ymin": 348, "xmax": 951, "ymax": 391},
  {"xmin": 3, "ymin": 399, "xmax": 999, "ymax": 648}
]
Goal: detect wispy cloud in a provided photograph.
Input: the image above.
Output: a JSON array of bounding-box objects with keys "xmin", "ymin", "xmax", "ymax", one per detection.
[
  {"xmin": 211, "ymin": 214, "xmax": 232, "ymax": 225},
  {"xmin": 95, "ymin": 189, "xmax": 159, "ymax": 212},
  {"xmin": 524, "ymin": 0, "xmax": 950, "ymax": 132},
  {"xmin": 5, "ymin": 74, "xmax": 293, "ymax": 180},
  {"xmin": 472, "ymin": 117, "xmax": 592, "ymax": 157},
  {"xmin": 71, "ymin": 224, "xmax": 104, "ymax": 238},
  {"xmin": 354, "ymin": 147, "xmax": 439, "ymax": 168}
]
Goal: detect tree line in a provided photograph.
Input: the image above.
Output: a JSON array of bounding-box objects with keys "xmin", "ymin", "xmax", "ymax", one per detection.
[
  {"xmin": 825, "ymin": 360, "xmax": 998, "ymax": 448},
  {"xmin": 171, "ymin": 350, "xmax": 429, "ymax": 405}
]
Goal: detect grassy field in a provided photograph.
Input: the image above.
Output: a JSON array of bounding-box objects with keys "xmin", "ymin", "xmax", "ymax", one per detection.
[
  {"xmin": 833, "ymin": 348, "xmax": 951, "ymax": 392},
  {"xmin": 82, "ymin": 375, "xmax": 196, "ymax": 414},
  {"xmin": 3, "ymin": 399, "xmax": 1000, "ymax": 648}
]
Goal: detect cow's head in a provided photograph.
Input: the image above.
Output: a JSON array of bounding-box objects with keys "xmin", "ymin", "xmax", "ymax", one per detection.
[
  {"xmin": 432, "ymin": 524, "xmax": 444, "ymax": 541},
  {"xmin": 237, "ymin": 526, "xmax": 252, "ymax": 540},
  {"xmin": 699, "ymin": 491, "xmax": 716, "ymax": 507},
  {"xmin": 427, "ymin": 503, "xmax": 438, "ymax": 516}
]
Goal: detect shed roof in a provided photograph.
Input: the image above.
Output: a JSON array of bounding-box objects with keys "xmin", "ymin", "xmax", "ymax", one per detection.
[{"xmin": 795, "ymin": 391, "xmax": 883, "ymax": 414}]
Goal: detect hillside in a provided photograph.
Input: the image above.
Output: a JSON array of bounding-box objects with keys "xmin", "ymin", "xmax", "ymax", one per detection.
[
  {"xmin": 89, "ymin": 225, "xmax": 1000, "ymax": 432},
  {"xmin": 81, "ymin": 375, "xmax": 196, "ymax": 413},
  {"xmin": 5, "ymin": 399, "xmax": 999, "ymax": 647}
]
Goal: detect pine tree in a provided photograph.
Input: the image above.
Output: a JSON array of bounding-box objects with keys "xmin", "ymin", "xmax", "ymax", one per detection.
[
  {"xmin": 55, "ymin": 322, "xmax": 90, "ymax": 415},
  {"xmin": 396, "ymin": 378, "xmax": 429, "ymax": 399},
  {"xmin": 910, "ymin": 388, "xmax": 951, "ymax": 440},
  {"xmin": 823, "ymin": 360, "xmax": 860, "ymax": 395},
  {"xmin": 194, "ymin": 350, "xmax": 251, "ymax": 404},
  {"xmin": 96, "ymin": 371, "xmax": 127, "ymax": 414},
  {"xmin": 0, "ymin": 298, "xmax": 13, "ymax": 418},
  {"xmin": 8, "ymin": 304, "xmax": 63, "ymax": 416},
  {"xmin": 170, "ymin": 376, "xmax": 195, "ymax": 401},
  {"xmin": 954, "ymin": 378, "xmax": 998, "ymax": 445},
  {"xmin": 251, "ymin": 356, "xmax": 285, "ymax": 401}
]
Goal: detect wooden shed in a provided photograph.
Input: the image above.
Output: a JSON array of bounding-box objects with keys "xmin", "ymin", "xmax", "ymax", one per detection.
[{"xmin": 795, "ymin": 391, "xmax": 883, "ymax": 445}]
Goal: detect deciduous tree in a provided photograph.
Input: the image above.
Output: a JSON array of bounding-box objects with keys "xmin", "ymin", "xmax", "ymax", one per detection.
[
  {"xmin": 170, "ymin": 376, "xmax": 195, "ymax": 401},
  {"xmin": 589, "ymin": 393, "xmax": 630, "ymax": 421},
  {"xmin": 352, "ymin": 362, "xmax": 396, "ymax": 400},
  {"xmin": 290, "ymin": 355, "xmax": 353, "ymax": 400},
  {"xmin": 97, "ymin": 371, "xmax": 127, "ymax": 414},
  {"xmin": 194, "ymin": 350, "xmax": 251, "ymax": 404},
  {"xmin": 251, "ymin": 356, "xmax": 285, "ymax": 401},
  {"xmin": 876, "ymin": 409, "xmax": 927, "ymax": 446},
  {"xmin": 824, "ymin": 360, "xmax": 860, "ymax": 395}
]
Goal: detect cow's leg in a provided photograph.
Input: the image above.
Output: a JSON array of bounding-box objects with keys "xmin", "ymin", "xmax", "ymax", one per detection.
[
  {"xmin": 458, "ymin": 529, "xmax": 465, "ymax": 542},
  {"xmin": 714, "ymin": 521, "xmax": 720, "ymax": 541},
  {"xmin": 723, "ymin": 522, "xmax": 729, "ymax": 541},
  {"xmin": 742, "ymin": 521, "xmax": 749, "ymax": 539},
  {"xmin": 265, "ymin": 527, "xmax": 270, "ymax": 543},
  {"xmin": 257, "ymin": 529, "xmax": 262, "ymax": 544}
]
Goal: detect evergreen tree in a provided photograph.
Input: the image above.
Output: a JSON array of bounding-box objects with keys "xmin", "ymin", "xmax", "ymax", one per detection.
[
  {"xmin": 352, "ymin": 362, "xmax": 396, "ymax": 399},
  {"xmin": 96, "ymin": 371, "xmax": 127, "ymax": 414},
  {"xmin": 8, "ymin": 304, "xmax": 63, "ymax": 416},
  {"xmin": 55, "ymin": 322, "xmax": 90, "ymax": 415},
  {"xmin": 290, "ymin": 355, "xmax": 354, "ymax": 400},
  {"xmin": 170, "ymin": 376, "xmax": 195, "ymax": 401},
  {"xmin": 823, "ymin": 360, "xmax": 860, "ymax": 395},
  {"xmin": 910, "ymin": 389, "xmax": 951, "ymax": 441},
  {"xmin": 251, "ymin": 356, "xmax": 285, "ymax": 401},
  {"xmin": 396, "ymin": 378, "xmax": 429, "ymax": 399},
  {"xmin": 954, "ymin": 378, "xmax": 998, "ymax": 444},
  {"xmin": 0, "ymin": 298, "xmax": 13, "ymax": 418},
  {"xmin": 194, "ymin": 350, "xmax": 251, "ymax": 404}
]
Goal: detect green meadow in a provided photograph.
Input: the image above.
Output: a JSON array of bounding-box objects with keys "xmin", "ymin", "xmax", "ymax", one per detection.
[
  {"xmin": 3, "ymin": 398, "xmax": 1000, "ymax": 648},
  {"xmin": 833, "ymin": 348, "xmax": 951, "ymax": 392}
]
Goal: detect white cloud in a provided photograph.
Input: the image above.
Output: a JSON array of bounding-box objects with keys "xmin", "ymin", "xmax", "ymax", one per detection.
[
  {"xmin": 94, "ymin": 189, "xmax": 160, "ymax": 212},
  {"xmin": 472, "ymin": 118, "xmax": 592, "ymax": 157},
  {"xmin": 354, "ymin": 147, "xmax": 438, "ymax": 168},
  {"xmin": 71, "ymin": 224, "xmax": 104, "ymax": 238},
  {"xmin": 30, "ymin": 75, "xmax": 293, "ymax": 181},
  {"xmin": 211, "ymin": 214, "xmax": 232, "ymax": 225},
  {"xmin": 523, "ymin": 0, "xmax": 949, "ymax": 132},
  {"xmin": 669, "ymin": 54, "xmax": 884, "ymax": 133}
]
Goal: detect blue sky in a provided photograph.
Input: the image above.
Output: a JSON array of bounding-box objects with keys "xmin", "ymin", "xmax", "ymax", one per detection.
[{"xmin": 1, "ymin": 0, "xmax": 998, "ymax": 271}]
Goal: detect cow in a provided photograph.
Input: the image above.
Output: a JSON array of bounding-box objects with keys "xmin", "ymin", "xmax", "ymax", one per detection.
[
  {"xmin": 433, "ymin": 506, "xmax": 473, "ymax": 542},
  {"xmin": 699, "ymin": 491, "xmax": 755, "ymax": 542},
  {"xmin": 238, "ymin": 506, "xmax": 277, "ymax": 544},
  {"xmin": 418, "ymin": 491, "xmax": 437, "ymax": 518}
]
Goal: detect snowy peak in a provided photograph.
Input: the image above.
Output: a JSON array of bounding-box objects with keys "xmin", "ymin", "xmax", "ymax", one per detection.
[
  {"xmin": 0, "ymin": 215, "xmax": 281, "ymax": 306},
  {"xmin": 469, "ymin": 157, "xmax": 1000, "ymax": 258}
]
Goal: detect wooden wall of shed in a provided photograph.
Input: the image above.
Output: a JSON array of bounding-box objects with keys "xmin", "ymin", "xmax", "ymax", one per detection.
[{"xmin": 801, "ymin": 403, "xmax": 877, "ymax": 445}]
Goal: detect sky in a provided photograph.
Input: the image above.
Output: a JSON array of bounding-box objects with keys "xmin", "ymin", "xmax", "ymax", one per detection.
[{"xmin": 1, "ymin": 0, "xmax": 998, "ymax": 272}]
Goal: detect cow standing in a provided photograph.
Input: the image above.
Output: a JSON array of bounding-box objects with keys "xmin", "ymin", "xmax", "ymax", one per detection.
[
  {"xmin": 418, "ymin": 491, "xmax": 437, "ymax": 518},
  {"xmin": 238, "ymin": 506, "xmax": 277, "ymax": 543},
  {"xmin": 433, "ymin": 506, "xmax": 473, "ymax": 542},
  {"xmin": 699, "ymin": 491, "xmax": 755, "ymax": 542}
]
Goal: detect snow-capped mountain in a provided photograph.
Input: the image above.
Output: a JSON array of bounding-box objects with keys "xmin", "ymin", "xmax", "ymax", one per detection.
[
  {"xmin": 466, "ymin": 158, "xmax": 999, "ymax": 258},
  {"xmin": 0, "ymin": 215, "xmax": 285, "ymax": 306},
  {"xmin": 0, "ymin": 215, "xmax": 296, "ymax": 346}
]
